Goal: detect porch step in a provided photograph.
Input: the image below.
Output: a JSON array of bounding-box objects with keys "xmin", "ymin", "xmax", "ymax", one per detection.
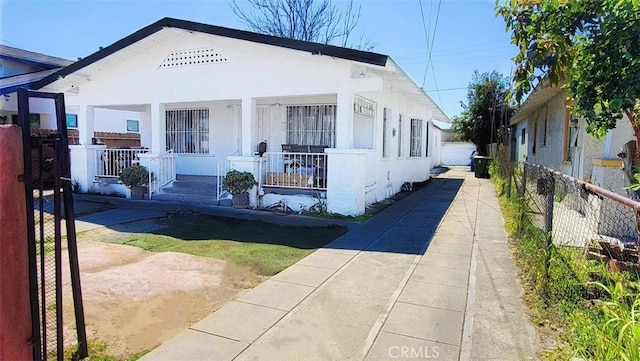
[
  {"xmin": 150, "ymin": 192, "xmax": 217, "ymax": 205},
  {"xmin": 151, "ymin": 175, "xmax": 218, "ymax": 205}
]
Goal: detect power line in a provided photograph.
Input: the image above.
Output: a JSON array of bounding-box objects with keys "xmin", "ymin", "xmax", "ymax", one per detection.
[
  {"xmin": 427, "ymin": 0, "xmax": 443, "ymax": 108},
  {"xmin": 425, "ymin": 86, "xmax": 468, "ymax": 92},
  {"xmin": 418, "ymin": 0, "xmax": 431, "ymax": 89}
]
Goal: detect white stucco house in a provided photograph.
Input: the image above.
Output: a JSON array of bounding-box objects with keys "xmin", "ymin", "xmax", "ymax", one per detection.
[
  {"xmin": 510, "ymin": 79, "xmax": 634, "ymax": 192},
  {"xmin": 26, "ymin": 17, "xmax": 448, "ymax": 216}
]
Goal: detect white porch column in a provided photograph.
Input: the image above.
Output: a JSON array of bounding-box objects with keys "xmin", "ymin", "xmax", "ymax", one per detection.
[
  {"xmin": 139, "ymin": 104, "xmax": 152, "ymax": 149},
  {"xmin": 150, "ymin": 103, "xmax": 166, "ymax": 153},
  {"xmin": 336, "ymin": 92, "xmax": 353, "ymax": 148},
  {"xmin": 77, "ymin": 105, "xmax": 95, "ymax": 146},
  {"xmin": 241, "ymin": 97, "xmax": 256, "ymax": 156},
  {"xmin": 326, "ymin": 148, "xmax": 366, "ymax": 216},
  {"xmin": 69, "ymin": 144, "xmax": 105, "ymax": 193}
]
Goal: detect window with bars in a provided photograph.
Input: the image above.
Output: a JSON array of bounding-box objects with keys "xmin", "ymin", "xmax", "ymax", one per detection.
[
  {"xmin": 353, "ymin": 97, "xmax": 375, "ymax": 117},
  {"xmin": 410, "ymin": 118, "xmax": 423, "ymax": 157},
  {"xmin": 425, "ymin": 121, "xmax": 429, "ymax": 157},
  {"xmin": 165, "ymin": 108, "xmax": 209, "ymax": 154},
  {"xmin": 286, "ymin": 105, "xmax": 336, "ymax": 147},
  {"xmin": 383, "ymin": 108, "xmax": 391, "ymax": 157}
]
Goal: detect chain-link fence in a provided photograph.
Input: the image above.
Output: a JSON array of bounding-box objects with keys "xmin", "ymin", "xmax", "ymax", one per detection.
[{"xmin": 494, "ymin": 153, "xmax": 640, "ymax": 268}]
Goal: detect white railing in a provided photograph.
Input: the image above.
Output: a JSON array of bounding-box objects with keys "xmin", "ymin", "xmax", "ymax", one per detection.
[
  {"xmin": 96, "ymin": 148, "xmax": 149, "ymax": 177},
  {"xmin": 262, "ymin": 151, "xmax": 327, "ymax": 190},
  {"xmin": 216, "ymin": 158, "xmax": 232, "ymax": 204},
  {"xmin": 148, "ymin": 149, "xmax": 176, "ymax": 199}
]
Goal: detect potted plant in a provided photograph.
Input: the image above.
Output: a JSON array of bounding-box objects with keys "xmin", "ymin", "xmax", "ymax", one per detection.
[
  {"xmin": 119, "ymin": 165, "xmax": 149, "ymax": 199},
  {"xmin": 222, "ymin": 170, "xmax": 257, "ymax": 208}
]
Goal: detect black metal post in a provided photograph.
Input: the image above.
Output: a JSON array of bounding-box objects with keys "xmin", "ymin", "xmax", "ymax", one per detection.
[{"xmin": 55, "ymin": 93, "xmax": 88, "ymax": 359}]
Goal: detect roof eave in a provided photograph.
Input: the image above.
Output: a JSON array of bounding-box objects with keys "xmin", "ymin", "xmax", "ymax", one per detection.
[{"xmin": 33, "ymin": 17, "xmax": 389, "ymax": 90}]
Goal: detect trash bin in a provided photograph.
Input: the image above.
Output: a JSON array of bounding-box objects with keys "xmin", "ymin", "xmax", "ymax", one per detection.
[{"xmin": 473, "ymin": 156, "xmax": 492, "ymax": 178}]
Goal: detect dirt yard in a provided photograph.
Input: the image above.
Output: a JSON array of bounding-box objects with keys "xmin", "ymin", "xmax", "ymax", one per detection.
[{"xmin": 61, "ymin": 221, "xmax": 264, "ymax": 359}]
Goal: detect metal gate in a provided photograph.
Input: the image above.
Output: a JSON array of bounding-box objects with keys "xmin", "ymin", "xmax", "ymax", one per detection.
[{"xmin": 17, "ymin": 88, "xmax": 88, "ymax": 360}]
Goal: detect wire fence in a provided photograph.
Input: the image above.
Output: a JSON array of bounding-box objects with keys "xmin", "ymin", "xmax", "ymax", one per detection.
[{"xmin": 493, "ymin": 148, "xmax": 639, "ymax": 268}]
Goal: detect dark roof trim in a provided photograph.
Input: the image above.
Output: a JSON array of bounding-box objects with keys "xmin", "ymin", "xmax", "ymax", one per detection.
[
  {"xmin": 0, "ymin": 45, "xmax": 73, "ymax": 68},
  {"xmin": 33, "ymin": 17, "xmax": 389, "ymax": 90},
  {"xmin": 1, "ymin": 55, "xmax": 55, "ymax": 71}
]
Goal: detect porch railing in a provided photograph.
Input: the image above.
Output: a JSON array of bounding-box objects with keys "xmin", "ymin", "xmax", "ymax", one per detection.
[
  {"xmin": 96, "ymin": 148, "xmax": 149, "ymax": 177},
  {"xmin": 216, "ymin": 158, "xmax": 231, "ymax": 204},
  {"xmin": 262, "ymin": 151, "xmax": 327, "ymax": 190},
  {"xmin": 148, "ymin": 149, "xmax": 176, "ymax": 199}
]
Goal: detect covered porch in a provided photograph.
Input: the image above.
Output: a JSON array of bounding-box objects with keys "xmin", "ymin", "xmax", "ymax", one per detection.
[{"xmin": 70, "ymin": 91, "xmax": 376, "ymax": 215}]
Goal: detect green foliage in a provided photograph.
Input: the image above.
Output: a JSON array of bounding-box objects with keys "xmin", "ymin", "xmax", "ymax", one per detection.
[
  {"xmin": 624, "ymin": 166, "xmax": 640, "ymax": 191},
  {"xmin": 222, "ymin": 170, "xmax": 257, "ymax": 195},
  {"xmin": 491, "ymin": 162, "xmax": 640, "ymax": 359},
  {"xmin": 585, "ymin": 282, "xmax": 640, "ymax": 361},
  {"xmin": 451, "ymin": 70, "xmax": 514, "ymax": 153},
  {"xmin": 64, "ymin": 339, "xmax": 156, "ymax": 361},
  {"xmin": 118, "ymin": 165, "xmax": 149, "ymax": 188},
  {"xmin": 497, "ymin": 0, "xmax": 640, "ymax": 137}
]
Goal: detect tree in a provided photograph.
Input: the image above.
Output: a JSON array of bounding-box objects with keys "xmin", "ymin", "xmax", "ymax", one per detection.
[
  {"xmin": 497, "ymin": 0, "xmax": 640, "ymax": 161},
  {"xmin": 452, "ymin": 70, "xmax": 514, "ymax": 155},
  {"xmin": 230, "ymin": 0, "xmax": 375, "ymax": 50}
]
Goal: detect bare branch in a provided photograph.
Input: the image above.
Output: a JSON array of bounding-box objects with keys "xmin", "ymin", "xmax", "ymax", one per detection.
[{"xmin": 230, "ymin": 0, "xmax": 374, "ymax": 49}]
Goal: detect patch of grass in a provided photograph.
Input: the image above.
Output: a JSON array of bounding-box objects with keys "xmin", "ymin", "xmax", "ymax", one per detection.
[
  {"xmin": 64, "ymin": 339, "xmax": 156, "ymax": 361},
  {"xmin": 123, "ymin": 346, "xmax": 156, "ymax": 361},
  {"xmin": 113, "ymin": 214, "xmax": 347, "ymax": 276},
  {"xmin": 36, "ymin": 236, "xmax": 55, "ymax": 256}
]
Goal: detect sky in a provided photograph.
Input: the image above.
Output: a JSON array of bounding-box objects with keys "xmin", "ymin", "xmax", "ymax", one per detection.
[{"xmin": 0, "ymin": 0, "xmax": 518, "ymax": 121}]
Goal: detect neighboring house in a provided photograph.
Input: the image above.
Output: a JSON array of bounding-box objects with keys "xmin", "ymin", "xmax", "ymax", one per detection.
[
  {"xmin": 509, "ymin": 79, "xmax": 636, "ymax": 242},
  {"xmin": 509, "ymin": 79, "xmax": 634, "ymax": 192},
  {"xmin": 0, "ymin": 45, "xmax": 73, "ymax": 128},
  {"xmin": 27, "ymin": 17, "xmax": 448, "ymax": 216},
  {"xmin": 0, "ymin": 45, "xmax": 142, "ymax": 147}
]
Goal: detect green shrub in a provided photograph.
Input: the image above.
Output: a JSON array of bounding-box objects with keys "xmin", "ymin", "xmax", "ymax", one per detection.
[
  {"xmin": 222, "ymin": 170, "xmax": 257, "ymax": 195},
  {"xmin": 119, "ymin": 165, "xmax": 149, "ymax": 188}
]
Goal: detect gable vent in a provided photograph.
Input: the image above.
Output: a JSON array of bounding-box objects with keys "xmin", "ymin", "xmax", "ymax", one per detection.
[{"xmin": 159, "ymin": 47, "xmax": 229, "ymax": 68}]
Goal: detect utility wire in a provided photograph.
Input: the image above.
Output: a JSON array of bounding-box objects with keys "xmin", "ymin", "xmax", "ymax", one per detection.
[
  {"xmin": 427, "ymin": 0, "xmax": 443, "ymax": 108},
  {"xmin": 418, "ymin": 0, "xmax": 431, "ymax": 89}
]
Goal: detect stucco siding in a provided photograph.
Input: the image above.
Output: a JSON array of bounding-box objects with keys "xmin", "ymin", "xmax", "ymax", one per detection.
[{"xmin": 525, "ymin": 92, "xmax": 567, "ymax": 171}]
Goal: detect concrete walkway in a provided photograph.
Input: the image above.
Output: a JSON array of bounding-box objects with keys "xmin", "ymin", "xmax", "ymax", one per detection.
[{"xmin": 140, "ymin": 167, "xmax": 539, "ymax": 361}]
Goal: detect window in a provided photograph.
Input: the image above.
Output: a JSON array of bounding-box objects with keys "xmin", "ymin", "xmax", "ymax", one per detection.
[
  {"xmin": 564, "ymin": 109, "xmax": 579, "ymax": 161},
  {"xmin": 521, "ymin": 128, "xmax": 526, "ymax": 144},
  {"xmin": 165, "ymin": 108, "xmax": 209, "ymax": 153},
  {"xmin": 410, "ymin": 118, "xmax": 423, "ymax": 157},
  {"xmin": 353, "ymin": 97, "xmax": 375, "ymax": 117},
  {"xmin": 66, "ymin": 114, "xmax": 78, "ymax": 129},
  {"xmin": 12, "ymin": 113, "xmax": 40, "ymax": 129},
  {"xmin": 425, "ymin": 122, "xmax": 430, "ymax": 157},
  {"xmin": 397, "ymin": 114, "xmax": 403, "ymax": 157},
  {"xmin": 382, "ymin": 108, "xmax": 391, "ymax": 157},
  {"xmin": 286, "ymin": 105, "xmax": 336, "ymax": 146},
  {"xmin": 532, "ymin": 119, "xmax": 537, "ymax": 155},
  {"xmin": 126, "ymin": 119, "xmax": 140, "ymax": 133}
]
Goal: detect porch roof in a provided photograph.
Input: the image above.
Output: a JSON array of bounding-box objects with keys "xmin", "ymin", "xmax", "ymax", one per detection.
[{"xmin": 32, "ymin": 17, "xmax": 389, "ymax": 91}]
